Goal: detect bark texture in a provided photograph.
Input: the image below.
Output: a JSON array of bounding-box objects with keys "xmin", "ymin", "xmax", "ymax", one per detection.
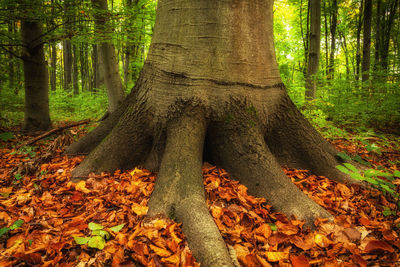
[
  {"xmin": 305, "ymin": 0, "xmax": 321, "ymax": 99},
  {"xmin": 92, "ymin": 0, "xmax": 125, "ymax": 113},
  {"xmin": 21, "ymin": 20, "xmax": 52, "ymax": 132},
  {"xmin": 68, "ymin": 0, "xmax": 356, "ymax": 265},
  {"xmin": 361, "ymin": 0, "xmax": 372, "ymax": 82}
]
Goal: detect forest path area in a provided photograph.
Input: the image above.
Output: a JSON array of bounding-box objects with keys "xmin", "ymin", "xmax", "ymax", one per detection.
[{"xmin": 0, "ymin": 122, "xmax": 399, "ymax": 266}]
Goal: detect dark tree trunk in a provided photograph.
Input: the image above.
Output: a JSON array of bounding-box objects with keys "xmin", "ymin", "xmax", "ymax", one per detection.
[
  {"xmin": 323, "ymin": 1, "xmax": 329, "ymax": 76},
  {"xmin": 362, "ymin": 0, "xmax": 372, "ymax": 82},
  {"xmin": 73, "ymin": 44, "xmax": 79, "ymax": 94},
  {"xmin": 327, "ymin": 0, "xmax": 338, "ymax": 80},
  {"xmin": 50, "ymin": 43, "xmax": 57, "ymax": 91},
  {"xmin": 92, "ymin": 0, "xmax": 125, "ymax": 113},
  {"xmin": 356, "ymin": 0, "xmax": 363, "ymax": 81},
  {"xmin": 374, "ymin": 0, "xmax": 382, "ymax": 74},
  {"xmin": 91, "ymin": 44, "xmax": 101, "ymax": 91},
  {"xmin": 63, "ymin": 0, "xmax": 73, "ymax": 91},
  {"xmin": 67, "ymin": 0, "xmax": 357, "ymax": 265},
  {"xmin": 8, "ymin": 21, "xmax": 15, "ymax": 94},
  {"xmin": 21, "ymin": 20, "xmax": 52, "ymax": 132},
  {"xmin": 305, "ymin": 0, "xmax": 321, "ymax": 100}
]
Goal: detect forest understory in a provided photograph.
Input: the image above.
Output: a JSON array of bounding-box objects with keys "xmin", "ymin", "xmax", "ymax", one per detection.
[{"xmin": 0, "ymin": 122, "xmax": 400, "ymax": 266}]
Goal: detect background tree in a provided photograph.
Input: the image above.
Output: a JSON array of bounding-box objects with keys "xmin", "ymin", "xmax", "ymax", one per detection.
[
  {"xmin": 92, "ymin": 0, "xmax": 125, "ymax": 113},
  {"xmin": 305, "ymin": 0, "xmax": 321, "ymax": 99},
  {"xmin": 361, "ymin": 0, "xmax": 372, "ymax": 83},
  {"xmin": 20, "ymin": 0, "xmax": 52, "ymax": 132}
]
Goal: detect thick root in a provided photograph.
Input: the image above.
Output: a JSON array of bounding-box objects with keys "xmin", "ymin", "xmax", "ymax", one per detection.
[
  {"xmin": 207, "ymin": 120, "xmax": 333, "ymax": 226},
  {"xmin": 266, "ymin": 95, "xmax": 356, "ymax": 184},
  {"xmin": 147, "ymin": 111, "xmax": 234, "ymax": 266},
  {"xmin": 71, "ymin": 107, "xmax": 152, "ymax": 181}
]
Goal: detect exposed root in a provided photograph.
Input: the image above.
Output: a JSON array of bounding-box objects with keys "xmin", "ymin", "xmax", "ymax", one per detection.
[
  {"xmin": 266, "ymin": 95, "xmax": 356, "ymax": 184},
  {"xmin": 207, "ymin": 120, "xmax": 333, "ymax": 226},
  {"xmin": 71, "ymin": 108, "xmax": 152, "ymax": 181},
  {"xmin": 147, "ymin": 111, "xmax": 234, "ymax": 266}
]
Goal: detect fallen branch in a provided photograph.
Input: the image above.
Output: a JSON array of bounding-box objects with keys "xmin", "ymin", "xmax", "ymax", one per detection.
[{"xmin": 18, "ymin": 119, "xmax": 91, "ymax": 149}]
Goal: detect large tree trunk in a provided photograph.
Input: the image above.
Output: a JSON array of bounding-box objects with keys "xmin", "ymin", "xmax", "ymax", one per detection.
[
  {"xmin": 67, "ymin": 0, "xmax": 356, "ymax": 265},
  {"xmin": 305, "ymin": 0, "xmax": 321, "ymax": 99},
  {"xmin": 21, "ymin": 20, "xmax": 52, "ymax": 132},
  {"xmin": 362, "ymin": 0, "xmax": 372, "ymax": 83},
  {"xmin": 92, "ymin": 0, "xmax": 125, "ymax": 113}
]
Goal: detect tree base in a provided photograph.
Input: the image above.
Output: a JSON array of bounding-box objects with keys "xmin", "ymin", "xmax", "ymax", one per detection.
[{"xmin": 66, "ymin": 73, "xmax": 356, "ymax": 265}]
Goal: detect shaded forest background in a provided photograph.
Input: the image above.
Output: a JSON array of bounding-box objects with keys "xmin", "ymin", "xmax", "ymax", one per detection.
[{"xmin": 0, "ymin": 0, "xmax": 399, "ymax": 134}]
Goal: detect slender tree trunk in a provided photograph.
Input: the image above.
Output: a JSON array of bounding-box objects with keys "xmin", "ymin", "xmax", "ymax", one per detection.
[
  {"xmin": 92, "ymin": 0, "xmax": 125, "ymax": 113},
  {"xmin": 50, "ymin": 43, "xmax": 57, "ymax": 91},
  {"xmin": 374, "ymin": 0, "xmax": 382, "ymax": 74},
  {"xmin": 356, "ymin": 0, "xmax": 363, "ymax": 81},
  {"xmin": 91, "ymin": 44, "xmax": 99, "ymax": 91},
  {"xmin": 21, "ymin": 20, "xmax": 52, "ymax": 132},
  {"xmin": 340, "ymin": 31, "xmax": 350, "ymax": 80},
  {"xmin": 362, "ymin": 0, "xmax": 372, "ymax": 83},
  {"xmin": 305, "ymin": 0, "xmax": 321, "ymax": 100},
  {"xmin": 63, "ymin": 0, "xmax": 73, "ymax": 91},
  {"xmin": 8, "ymin": 21, "xmax": 15, "ymax": 94},
  {"xmin": 73, "ymin": 45, "xmax": 79, "ymax": 94},
  {"xmin": 323, "ymin": 1, "xmax": 329, "ymax": 77},
  {"xmin": 327, "ymin": 0, "xmax": 338, "ymax": 80}
]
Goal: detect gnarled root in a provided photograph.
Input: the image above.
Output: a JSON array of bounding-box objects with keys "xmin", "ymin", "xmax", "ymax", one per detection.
[
  {"xmin": 207, "ymin": 120, "xmax": 333, "ymax": 225},
  {"xmin": 147, "ymin": 111, "xmax": 234, "ymax": 266}
]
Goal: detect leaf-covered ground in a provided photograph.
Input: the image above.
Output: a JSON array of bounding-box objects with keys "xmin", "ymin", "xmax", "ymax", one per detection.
[{"xmin": 0, "ymin": 123, "xmax": 399, "ymax": 266}]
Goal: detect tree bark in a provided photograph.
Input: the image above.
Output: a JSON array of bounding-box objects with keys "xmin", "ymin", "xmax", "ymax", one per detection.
[
  {"xmin": 356, "ymin": 0, "xmax": 363, "ymax": 81},
  {"xmin": 305, "ymin": 0, "xmax": 321, "ymax": 100},
  {"xmin": 21, "ymin": 19, "xmax": 52, "ymax": 132},
  {"xmin": 92, "ymin": 0, "xmax": 125, "ymax": 113},
  {"xmin": 68, "ymin": 0, "xmax": 357, "ymax": 264},
  {"xmin": 327, "ymin": 0, "xmax": 338, "ymax": 80},
  {"xmin": 361, "ymin": 0, "xmax": 372, "ymax": 83}
]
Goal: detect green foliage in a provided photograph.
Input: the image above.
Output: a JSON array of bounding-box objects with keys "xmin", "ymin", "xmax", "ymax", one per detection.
[
  {"xmin": 73, "ymin": 222, "xmax": 125, "ymax": 250},
  {"xmin": 0, "ymin": 132, "xmax": 14, "ymax": 141},
  {"xmin": 336, "ymin": 163, "xmax": 400, "ymax": 217},
  {"xmin": 10, "ymin": 146, "xmax": 36, "ymax": 158},
  {"xmin": 0, "ymin": 219, "xmax": 24, "ymax": 238}
]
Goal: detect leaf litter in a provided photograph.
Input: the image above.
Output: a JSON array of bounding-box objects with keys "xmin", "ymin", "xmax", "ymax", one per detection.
[{"xmin": 0, "ymin": 124, "xmax": 399, "ymax": 266}]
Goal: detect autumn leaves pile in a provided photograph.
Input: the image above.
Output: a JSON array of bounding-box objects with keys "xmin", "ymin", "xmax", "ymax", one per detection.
[{"xmin": 0, "ymin": 127, "xmax": 399, "ymax": 266}]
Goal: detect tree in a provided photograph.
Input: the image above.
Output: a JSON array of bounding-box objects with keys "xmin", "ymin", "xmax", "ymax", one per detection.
[
  {"xmin": 305, "ymin": 0, "xmax": 321, "ymax": 99},
  {"xmin": 20, "ymin": 4, "xmax": 52, "ymax": 132},
  {"xmin": 67, "ymin": 0, "xmax": 356, "ymax": 265},
  {"xmin": 92, "ymin": 0, "xmax": 125, "ymax": 113},
  {"xmin": 327, "ymin": 0, "xmax": 338, "ymax": 80},
  {"xmin": 362, "ymin": 0, "xmax": 372, "ymax": 82}
]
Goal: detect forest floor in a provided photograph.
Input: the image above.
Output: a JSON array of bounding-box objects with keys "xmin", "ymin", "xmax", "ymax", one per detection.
[{"xmin": 0, "ymin": 121, "xmax": 400, "ymax": 267}]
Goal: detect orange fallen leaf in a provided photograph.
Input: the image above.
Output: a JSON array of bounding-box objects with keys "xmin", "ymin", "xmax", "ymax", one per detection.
[
  {"xmin": 264, "ymin": 251, "xmax": 288, "ymax": 262},
  {"xmin": 290, "ymin": 254, "xmax": 309, "ymax": 267},
  {"xmin": 364, "ymin": 240, "xmax": 394, "ymax": 253}
]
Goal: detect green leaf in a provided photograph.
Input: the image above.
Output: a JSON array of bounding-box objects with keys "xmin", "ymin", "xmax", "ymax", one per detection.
[
  {"xmin": 353, "ymin": 155, "xmax": 371, "ymax": 166},
  {"xmin": 28, "ymin": 239, "xmax": 33, "ymax": 246},
  {"xmin": 9, "ymin": 219, "xmax": 24, "ymax": 230},
  {"xmin": 88, "ymin": 222, "xmax": 104, "ymax": 231},
  {"xmin": 336, "ymin": 165, "xmax": 351, "ymax": 174},
  {"xmin": 92, "ymin": 229, "xmax": 111, "ymax": 239},
  {"xmin": 73, "ymin": 236, "xmax": 91, "ymax": 245},
  {"xmin": 0, "ymin": 132, "xmax": 15, "ymax": 141},
  {"xmin": 88, "ymin": 235, "xmax": 106, "ymax": 250},
  {"xmin": 343, "ymin": 163, "xmax": 359, "ymax": 173},
  {"xmin": 382, "ymin": 207, "xmax": 395, "ymax": 217},
  {"xmin": 394, "ymin": 170, "xmax": 400, "ymax": 178},
  {"xmin": 109, "ymin": 223, "xmax": 125, "ymax": 232},
  {"xmin": 350, "ymin": 172, "xmax": 366, "ymax": 181},
  {"xmin": 268, "ymin": 223, "xmax": 277, "ymax": 231},
  {"xmin": 336, "ymin": 152, "xmax": 352, "ymax": 161},
  {"xmin": 0, "ymin": 227, "xmax": 10, "ymax": 237}
]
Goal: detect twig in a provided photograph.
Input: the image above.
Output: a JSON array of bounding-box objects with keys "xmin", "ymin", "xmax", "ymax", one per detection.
[{"xmin": 18, "ymin": 119, "xmax": 91, "ymax": 149}]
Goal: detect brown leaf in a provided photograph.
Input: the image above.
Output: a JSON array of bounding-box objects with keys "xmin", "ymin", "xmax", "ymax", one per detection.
[
  {"xmin": 364, "ymin": 240, "xmax": 394, "ymax": 253},
  {"xmin": 290, "ymin": 254, "xmax": 309, "ymax": 267},
  {"xmin": 264, "ymin": 251, "xmax": 289, "ymax": 262}
]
